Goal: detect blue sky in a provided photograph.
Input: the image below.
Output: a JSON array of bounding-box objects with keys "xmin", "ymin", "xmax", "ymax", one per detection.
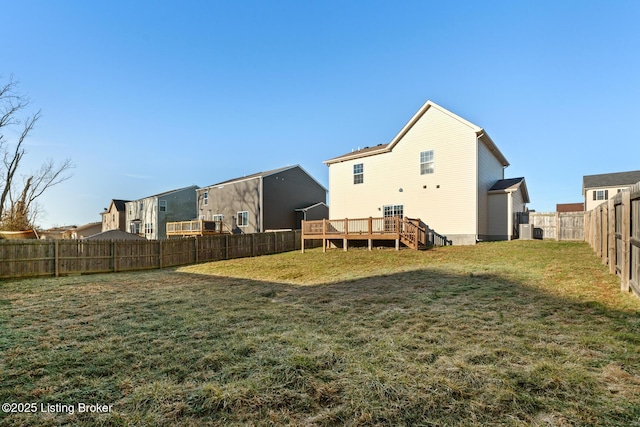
[{"xmin": 2, "ymin": 0, "xmax": 639, "ymax": 228}]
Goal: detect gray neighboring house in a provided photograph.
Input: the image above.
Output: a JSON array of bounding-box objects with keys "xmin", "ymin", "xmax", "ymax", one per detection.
[
  {"xmin": 583, "ymin": 170, "xmax": 640, "ymax": 211},
  {"xmin": 126, "ymin": 185, "xmax": 199, "ymax": 240},
  {"xmin": 197, "ymin": 165, "xmax": 327, "ymax": 234},
  {"xmin": 84, "ymin": 229, "xmax": 146, "ymax": 241}
]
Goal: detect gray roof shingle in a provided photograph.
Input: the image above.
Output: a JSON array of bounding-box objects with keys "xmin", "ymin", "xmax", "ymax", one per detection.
[
  {"xmin": 583, "ymin": 170, "xmax": 640, "ymax": 191},
  {"xmin": 488, "ymin": 177, "xmax": 525, "ymax": 191}
]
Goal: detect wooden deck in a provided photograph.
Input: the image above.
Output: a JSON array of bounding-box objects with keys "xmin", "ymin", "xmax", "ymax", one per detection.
[
  {"xmin": 301, "ymin": 217, "xmax": 450, "ymax": 252},
  {"xmin": 166, "ymin": 220, "xmax": 226, "ymax": 237}
]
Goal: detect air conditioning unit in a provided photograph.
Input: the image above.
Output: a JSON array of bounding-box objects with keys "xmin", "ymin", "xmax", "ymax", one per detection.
[{"xmin": 519, "ymin": 223, "xmax": 533, "ymax": 240}]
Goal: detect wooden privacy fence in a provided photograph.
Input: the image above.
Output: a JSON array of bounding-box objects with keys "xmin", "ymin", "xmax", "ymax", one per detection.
[
  {"xmin": 585, "ymin": 181, "xmax": 640, "ymax": 297},
  {"xmin": 518, "ymin": 212, "xmax": 585, "ymax": 241},
  {"xmin": 0, "ymin": 230, "xmax": 315, "ymax": 279}
]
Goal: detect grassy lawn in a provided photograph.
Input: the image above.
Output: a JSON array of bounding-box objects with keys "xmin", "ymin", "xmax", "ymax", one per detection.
[{"xmin": 1, "ymin": 240, "xmax": 639, "ymax": 426}]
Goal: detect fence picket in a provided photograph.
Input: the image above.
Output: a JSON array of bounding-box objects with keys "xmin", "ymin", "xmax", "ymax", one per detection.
[{"xmin": 585, "ymin": 180, "xmax": 640, "ymax": 297}]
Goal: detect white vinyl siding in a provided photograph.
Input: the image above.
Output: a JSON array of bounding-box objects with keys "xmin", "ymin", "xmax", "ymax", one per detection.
[
  {"xmin": 584, "ymin": 186, "xmax": 630, "ymax": 211},
  {"xmin": 353, "ymin": 163, "xmax": 364, "ymax": 184},
  {"xmin": 477, "ymin": 141, "xmax": 506, "ymax": 237},
  {"xmin": 328, "ymin": 105, "xmax": 480, "ymax": 242},
  {"xmin": 420, "ymin": 150, "xmax": 434, "ymax": 175},
  {"xmin": 488, "ymin": 194, "xmax": 508, "ymax": 237}
]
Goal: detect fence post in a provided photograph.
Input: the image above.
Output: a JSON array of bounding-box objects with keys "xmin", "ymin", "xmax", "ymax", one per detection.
[
  {"xmin": 54, "ymin": 240, "xmax": 60, "ymax": 277},
  {"xmin": 225, "ymin": 234, "xmax": 229, "ymax": 260},
  {"xmin": 555, "ymin": 212, "xmax": 560, "ymax": 241},
  {"xmin": 602, "ymin": 204, "xmax": 608, "ymax": 265},
  {"xmin": 322, "ymin": 219, "xmax": 327, "ymax": 253},
  {"xmin": 621, "ymin": 191, "xmax": 631, "ymax": 292},
  {"xmin": 159, "ymin": 240, "xmax": 163, "ymax": 269},
  {"xmin": 274, "ymin": 232, "xmax": 278, "ymax": 254},
  {"xmin": 112, "ymin": 241, "xmax": 118, "ymax": 273},
  {"xmin": 608, "ymin": 198, "xmax": 616, "ymax": 274},
  {"xmin": 251, "ymin": 233, "xmax": 255, "ymax": 257},
  {"xmin": 195, "ymin": 236, "xmax": 199, "ymax": 264}
]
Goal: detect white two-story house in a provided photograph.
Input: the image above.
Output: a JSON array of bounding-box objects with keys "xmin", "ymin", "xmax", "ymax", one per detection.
[
  {"xmin": 325, "ymin": 100, "xmax": 529, "ymax": 245},
  {"xmin": 582, "ymin": 170, "xmax": 640, "ymax": 212}
]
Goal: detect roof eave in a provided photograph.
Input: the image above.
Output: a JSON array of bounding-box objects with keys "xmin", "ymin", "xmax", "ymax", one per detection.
[
  {"xmin": 324, "ymin": 147, "xmax": 390, "ymax": 165},
  {"xmin": 478, "ymin": 131, "xmax": 509, "ymax": 167}
]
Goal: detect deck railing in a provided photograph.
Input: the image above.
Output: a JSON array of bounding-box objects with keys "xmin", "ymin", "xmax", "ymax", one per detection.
[
  {"xmin": 302, "ymin": 217, "xmax": 449, "ymax": 251},
  {"xmin": 166, "ymin": 220, "xmax": 224, "ymax": 237}
]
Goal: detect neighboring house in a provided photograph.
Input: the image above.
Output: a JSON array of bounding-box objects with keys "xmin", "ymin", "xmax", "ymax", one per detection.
[
  {"xmin": 38, "ymin": 225, "xmax": 77, "ymax": 239},
  {"xmin": 71, "ymin": 222, "xmax": 102, "ymax": 239},
  {"xmin": 101, "ymin": 199, "xmax": 129, "ymax": 232},
  {"xmin": 324, "ymin": 100, "xmax": 529, "ymax": 245},
  {"xmin": 83, "ymin": 229, "xmax": 146, "ymax": 241},
  {"xmin": 196, "ymin": 165, "xmax": 327, "ymax": 234},
  {"xmin": 295, "ymin": 202, "xmax": 330, "ymax": 225},
  {"xmin": 556, "ymin": 203, "xmax": 584, "ymax": 213},
  {"xmin": 583, "ymin": 170, "xmax": 640, "ymax": 211},
  {"xmin": 126, "ymin": 185, "xmax": 199, "ymax": 240},
  {"xmin": 0, "ymin": 230, "xmax": 39, "ymax": 240}
]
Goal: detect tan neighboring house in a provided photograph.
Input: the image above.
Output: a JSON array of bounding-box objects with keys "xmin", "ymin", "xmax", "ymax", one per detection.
[
  {"xmin": 325, "ymin": 100, "xmax": 529, "ymax": 245},
  {"xmin": 70, "ymin": 222, "xmax": 102, "ymax": 239},
  {"xmin": 101, "ymin": 199, "xmax": 129, "ymax": 232},
  {"xmin": 583, "ymin": 170, "xmax": 640, "ymax": 211},
  {"xmin": 39, "ymin": 225, "xmax": 77, "ymax": 239}
]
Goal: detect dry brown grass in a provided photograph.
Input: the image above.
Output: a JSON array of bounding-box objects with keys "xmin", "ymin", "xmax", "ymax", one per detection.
[{"xmin": 1, "ymin": 240, "xmax": 639, "ymax": 426}]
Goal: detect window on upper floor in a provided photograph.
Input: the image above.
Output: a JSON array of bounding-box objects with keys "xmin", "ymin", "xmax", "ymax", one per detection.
[
  {"xmin": 353, "ymin": 163, "xmax": 364, "ymax": 184},
  {"xmin": 594, "ymin": 190, "xmax": 608, "ymax": 201},
  {"xmin": 203, "ymin": 191, "xmax": 209, "ymax": 205},
  {"xmin": 159, "ymin": 200, "xmax": 167, "ymax": 212},
  {"xmin": 420, "ymin": 150, "xmax": 434, "ymax": 175}
]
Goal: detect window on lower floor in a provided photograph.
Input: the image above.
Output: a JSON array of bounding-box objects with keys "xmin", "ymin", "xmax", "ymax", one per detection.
[
  {"xmin": 383, "ymin": 204, "xmax": 404, "ymax": 231},
  {"xmin": 237, "ymin": 211, "xmax": 248, "ymax": 227},
  {"xmin": 144, "ymin": 223, "xmax": 153, "ymax": 234},
  {"xmin": 130, "ymin": 223, "xmax": 140, "ymax": 234},
  {"xmin": 212, "ymin": 214, "xmax": 223, "ymax": 222},
  {"xmin": 383, "ymin": 204, "xmax": 404, "ymax": 218}
]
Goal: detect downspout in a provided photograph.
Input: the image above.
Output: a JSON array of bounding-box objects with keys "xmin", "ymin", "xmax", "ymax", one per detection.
[
  {"xmin": 507, "ymin": 190, "xmax": 514, "ymax": 241},
  {"xmin": 475, "ymin": 135, "xmax": 480, "ymax": 242},
  {"xmin": 259, "ymin": 177, "xmax": 264, "ymax": 233}
]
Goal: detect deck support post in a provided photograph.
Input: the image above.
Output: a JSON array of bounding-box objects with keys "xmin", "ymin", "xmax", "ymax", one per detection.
[
  {"xmin": 343, "ymin": 238, "xmax": 348, "ymax": 252},
  {"xmin": 395, "ymin": 239, "xmax": 400, "ymax": 251},
  {"xmin": 368, "ymin": 239, "xmax": 372, "ymax": 251}
]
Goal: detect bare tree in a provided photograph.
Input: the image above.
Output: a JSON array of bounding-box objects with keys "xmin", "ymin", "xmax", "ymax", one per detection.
[{"xmin": 0, "ymin": 75, "xmax": 73, "ymax": 230}]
